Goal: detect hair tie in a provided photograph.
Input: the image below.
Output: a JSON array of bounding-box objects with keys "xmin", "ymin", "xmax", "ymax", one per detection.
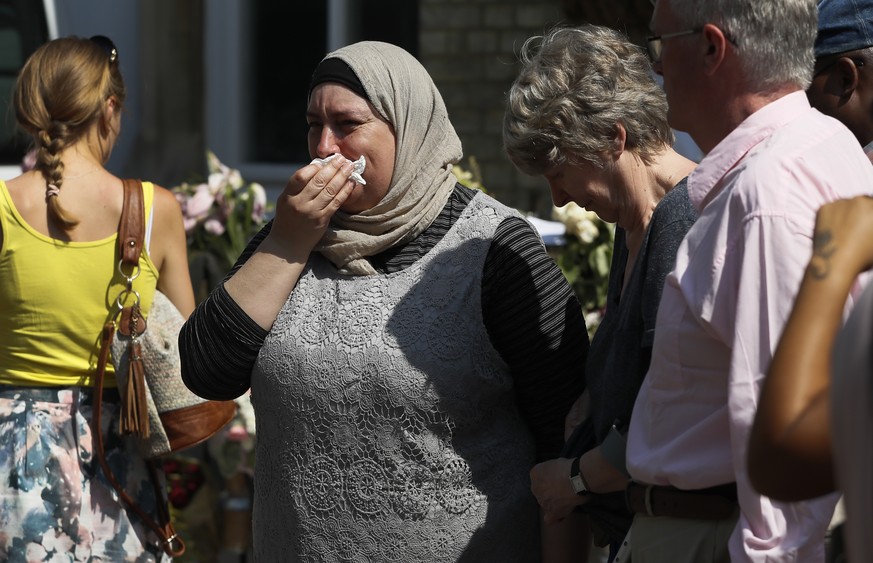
[{"xmin": 45, "ymin": 184, "xmax": 60, "ymax": 200}]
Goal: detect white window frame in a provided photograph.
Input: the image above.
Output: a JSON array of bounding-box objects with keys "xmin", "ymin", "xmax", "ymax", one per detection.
[{"xmin": 204, "ymin": 0, "xmax": 358, "ymax": 192}]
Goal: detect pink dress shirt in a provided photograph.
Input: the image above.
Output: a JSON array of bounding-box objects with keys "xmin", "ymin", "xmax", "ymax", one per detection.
[{"xmin": 627, "ymin": 91, "xmax": 873, "ymax": 562}]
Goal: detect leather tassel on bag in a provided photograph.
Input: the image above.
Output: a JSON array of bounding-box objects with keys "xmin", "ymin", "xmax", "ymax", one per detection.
[
  {"xmin": 120, "ymin": 304, "xmax": 150, "ymax": 438},
  {"xmin": 123, "ymin": 341, "xmax": 150, "ymax": 438}
]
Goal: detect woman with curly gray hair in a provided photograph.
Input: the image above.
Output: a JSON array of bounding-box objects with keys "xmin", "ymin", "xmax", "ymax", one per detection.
[{"xmin": 504, "ymin": 24, "xmax": 698, "ymax": 562}]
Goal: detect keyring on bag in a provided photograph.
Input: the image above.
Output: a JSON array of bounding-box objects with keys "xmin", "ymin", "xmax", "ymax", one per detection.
[
  {"xmin": 115, "ymin": 287, "xmax": 141, "ymax": 313},
  {"xmin": 117, "ymin": 259, "xmax": 141, "ymax": 287}
]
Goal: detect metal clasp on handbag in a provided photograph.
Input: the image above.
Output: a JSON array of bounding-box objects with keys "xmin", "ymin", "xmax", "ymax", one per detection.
[{"xmin": 112, "ymin": 257, "xmax": 149, "ymax": 438}]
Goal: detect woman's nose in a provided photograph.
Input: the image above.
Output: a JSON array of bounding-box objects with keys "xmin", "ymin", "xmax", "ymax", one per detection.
[
  {"xmin": 316, "ymin": 128, "xmax": 340, "ymax": 158},
  {"xmin": 548, "ymin": 182, "xmax": 569, "ymax": 208}
]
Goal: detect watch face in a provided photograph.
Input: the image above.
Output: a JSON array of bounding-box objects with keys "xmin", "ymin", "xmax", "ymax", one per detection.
[{"xmin": 571, "ymin": 474, "xmax": 587, "ymax": 494}]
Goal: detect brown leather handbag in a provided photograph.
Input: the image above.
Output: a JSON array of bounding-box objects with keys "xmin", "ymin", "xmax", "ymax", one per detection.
[{"xmin": 92, "ymin": 178, "xmax": 236, "ymax": 556}]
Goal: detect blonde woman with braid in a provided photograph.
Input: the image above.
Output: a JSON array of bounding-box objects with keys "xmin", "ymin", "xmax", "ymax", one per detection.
[{"xmin": 0, "ymin": 36, "xmax": 193, "ymax": 561}]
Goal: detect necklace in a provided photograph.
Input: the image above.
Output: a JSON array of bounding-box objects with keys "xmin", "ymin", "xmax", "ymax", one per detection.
[{"xmin": 63, "ymin": 165, "xmax": 99, "ymax": 180}]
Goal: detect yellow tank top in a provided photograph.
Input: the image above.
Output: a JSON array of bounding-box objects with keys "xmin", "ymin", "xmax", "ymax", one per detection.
[{"xmin": 0, "ymin": 180, "xmax": 160, "ymax": 387}]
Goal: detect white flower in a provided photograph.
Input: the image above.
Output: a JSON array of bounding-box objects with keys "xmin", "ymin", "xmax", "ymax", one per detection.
[
  {"xmin": 250, "ymin": 182, "xmax": 267, "ymax": 222},
  {"xmin": 584, "ymin": 310, "xmax": 604, "ymax": 332},
  {"xmin": 206, "ymin": 149, "xmax": 223, "ymax": 173},
  {"xmin": 576, "ymin": 217, "xmax": 600, "ymax": 244},
  {"xmin": 554, "ymin": 202, "xmax": 602, "ymax": 243},
  {"xmin": 452, "ymin": 165, "xmax": 473, "ymax": 183},
  {"xmin": 207, "ymin": 171, "xmax": 227, "ymax": 195},
  {"xmin": 228, "ymin": 168, "xmax": 244, "ymax": 189}
]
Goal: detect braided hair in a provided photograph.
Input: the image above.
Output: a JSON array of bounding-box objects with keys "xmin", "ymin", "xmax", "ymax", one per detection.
[{"xmin": 13, "ymin": 36, "xmax": 126, "ymax": 230}]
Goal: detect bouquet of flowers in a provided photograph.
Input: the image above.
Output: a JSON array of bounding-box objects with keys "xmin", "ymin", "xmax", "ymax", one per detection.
[
  {"xmin": 172, "ymin": 151, "xmax": 270, "ymax": 273},
  {"xmin": 552, "ymin": 203, "xmax": 615, "ymax": 334}
]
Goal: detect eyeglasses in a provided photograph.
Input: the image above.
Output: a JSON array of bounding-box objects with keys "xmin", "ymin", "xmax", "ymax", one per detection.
[
  {"xmin": 90, "ymin": 35, "xmax": 118, "ymax": 64},
  {"xmin": 645, "ymin": 28, "xmax": 702, "ymax": 63}
]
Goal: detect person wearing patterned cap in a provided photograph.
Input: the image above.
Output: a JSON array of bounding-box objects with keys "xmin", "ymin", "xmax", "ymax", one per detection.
[{"xmin": 807, "ymin": 0, "xmax": 873, "ymax": 158}]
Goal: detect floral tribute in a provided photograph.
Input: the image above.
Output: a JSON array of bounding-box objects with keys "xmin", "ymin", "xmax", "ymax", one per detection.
[
  {"xmin": 551, "ymin": 203, "xmax": 615, "ymax": 335},
  {"xmin": 172, "ymin": 151, "xmax": 270, "ymax": 271}
]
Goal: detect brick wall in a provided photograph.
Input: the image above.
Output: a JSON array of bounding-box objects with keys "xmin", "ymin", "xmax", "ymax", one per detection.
[{"xmin": 419, "ymin": 0, "xmax": 565, "ymax": 217}]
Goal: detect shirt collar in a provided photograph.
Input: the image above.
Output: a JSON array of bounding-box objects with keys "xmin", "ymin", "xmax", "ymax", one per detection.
[{"xmin": 687, "ymin": 90, "xmax": 811, "ymax": 212}]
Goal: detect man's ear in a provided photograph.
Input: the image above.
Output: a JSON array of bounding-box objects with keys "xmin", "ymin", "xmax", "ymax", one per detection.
[
  {"xmin": 833, "ymin": 57, "xmax": 862, "ymax": 101},
  {"xmin": 701, "ymin": 23, "xmax": 729, "ymax": 76}
]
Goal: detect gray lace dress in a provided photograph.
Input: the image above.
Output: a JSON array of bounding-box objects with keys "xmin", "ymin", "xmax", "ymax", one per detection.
[{"xmin": 252, "ymin": 193, "xmax": 541, "ymax": 561}]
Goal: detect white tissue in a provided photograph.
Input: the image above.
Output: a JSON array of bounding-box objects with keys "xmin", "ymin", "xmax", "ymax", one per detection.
[{"xmin": 309, "ymin": 154, "xmax": 367, "ymax": 185}]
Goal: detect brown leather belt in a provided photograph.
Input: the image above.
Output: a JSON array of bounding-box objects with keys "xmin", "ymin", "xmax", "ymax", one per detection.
[{"xmin": 625, "ymin": 481, "xmax": 738, "ymax": 520}]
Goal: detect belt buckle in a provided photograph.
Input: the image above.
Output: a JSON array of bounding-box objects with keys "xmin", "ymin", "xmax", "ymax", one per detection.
[{"xmin": 644, "ymin": 484, "xmax": 655, "ymax": 516}]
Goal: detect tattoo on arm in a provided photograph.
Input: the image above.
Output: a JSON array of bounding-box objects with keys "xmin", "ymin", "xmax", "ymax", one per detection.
[{"xmin": 809, "ymin": 230, "xmax": 835, "ymax": 280}]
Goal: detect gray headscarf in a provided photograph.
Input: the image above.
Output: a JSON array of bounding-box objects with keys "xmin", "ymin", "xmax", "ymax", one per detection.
[{"xmin": 314, "ymin": 41, "xmax": 463, "ymax": 275}]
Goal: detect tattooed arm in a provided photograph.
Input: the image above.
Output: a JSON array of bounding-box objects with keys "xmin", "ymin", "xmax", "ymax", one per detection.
[{"xmin": 748, "ymin": 195, "xmax": 873, "ymax": 501}]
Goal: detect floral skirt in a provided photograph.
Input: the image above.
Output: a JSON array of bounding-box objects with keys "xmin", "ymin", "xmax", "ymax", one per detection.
[{"xmin": 0, "ymin": 385, "xmax": 170, "ymax": 562}]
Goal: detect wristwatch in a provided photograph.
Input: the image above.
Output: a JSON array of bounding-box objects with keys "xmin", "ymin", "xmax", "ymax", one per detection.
[{"xmin": 569, "ymin": 455, "xmax": 590, "ymax": 495}]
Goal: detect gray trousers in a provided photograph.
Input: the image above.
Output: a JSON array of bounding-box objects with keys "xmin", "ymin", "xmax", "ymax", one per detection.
[{"xmin": 626, "ymin": 509, "xmax": 739, "ymax": 563}]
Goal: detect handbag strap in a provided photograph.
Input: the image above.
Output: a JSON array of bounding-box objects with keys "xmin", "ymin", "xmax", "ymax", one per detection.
[
  {"xmin": 91, "ymin": 179, "xmax": 185, "ymax": 557},
  {"xmin": 116, "ymin": 179, "xmax": 149, "ymax": 438},
  {"xmin": 119, "ymin": 178, "xmax": 145, "ymax": 268}
]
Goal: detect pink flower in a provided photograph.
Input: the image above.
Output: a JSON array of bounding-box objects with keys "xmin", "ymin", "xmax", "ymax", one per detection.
[
  {"xmin": 226, "ymin": 423, "xmax": 249, "ymax": 442},
  {"xmin": 186, "ymin": 183, "xmax": 215, "ymax": 219},
  {"xmin": 171, "ymin": 150, "xmax": 273, "ymax": 267},
  {"xmin": 216, "ymin": 189, "xmax": 234, "ymax": 219},
  {"xmin": 203, "ymin": 217, "xmax": 226, "ymax": 236},
  {"xmin": 21, "ymin": 149, "xmax": 37, "ymax": 172}
]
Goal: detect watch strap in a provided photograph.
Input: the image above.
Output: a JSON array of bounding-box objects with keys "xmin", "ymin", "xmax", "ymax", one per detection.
[{"xmin": 569, "ymin": 455, "xmax": 590, "ymax": 495}]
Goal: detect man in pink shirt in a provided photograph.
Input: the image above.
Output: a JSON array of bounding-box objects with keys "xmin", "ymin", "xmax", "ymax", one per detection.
[{"xmin": 625, "ymin": 0, "xmax": 873, "ymax": 561}]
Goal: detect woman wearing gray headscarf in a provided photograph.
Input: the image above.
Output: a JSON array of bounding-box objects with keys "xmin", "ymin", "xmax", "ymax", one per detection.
[{"xmin": 180, "ymin": 41, "xmax": 588, "ymax": 561}]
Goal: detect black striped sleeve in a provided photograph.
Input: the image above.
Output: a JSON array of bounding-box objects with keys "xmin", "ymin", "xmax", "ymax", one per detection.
[
  {"xmin": 482, "ymin": 216, "xmax": 590, "ymax": 461},
  {"xmin": 179, "ymin": 224, "xmax": 271, "ymax": 400}
]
